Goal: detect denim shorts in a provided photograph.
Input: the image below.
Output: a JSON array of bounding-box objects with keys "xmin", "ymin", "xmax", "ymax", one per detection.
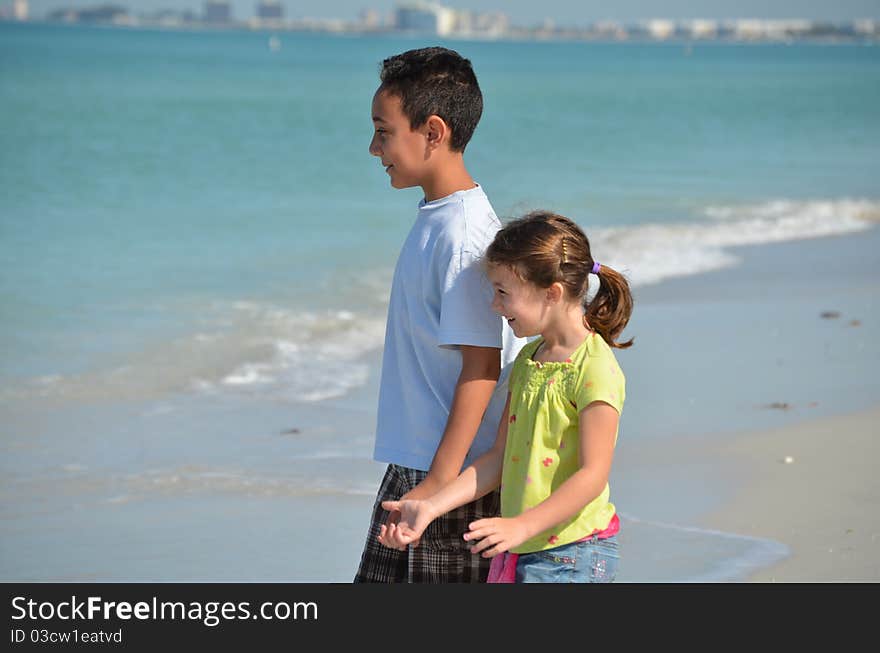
[{"xmin": 515, "ymin": 535, "xmax": 619, "ymax": 583}]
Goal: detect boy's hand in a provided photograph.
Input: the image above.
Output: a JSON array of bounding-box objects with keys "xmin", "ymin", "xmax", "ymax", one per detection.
[
  {"xmin": 376, "ymin": 499, "xmax": 437, "ymax": 550},
  {"xmin": 463, "ymin": 517, "xmax": 530, "ymax": 558}
]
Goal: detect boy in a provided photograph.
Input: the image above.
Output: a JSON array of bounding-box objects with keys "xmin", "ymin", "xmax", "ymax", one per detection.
[{"xmin": 354, "ymin": 47, "xmax": 524, "ymax": 583}]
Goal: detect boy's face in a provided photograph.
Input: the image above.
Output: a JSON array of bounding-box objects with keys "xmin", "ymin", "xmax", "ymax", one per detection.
[{"xmin": 369, "ymin": 89, "xmax": 429, "ymax": 190}]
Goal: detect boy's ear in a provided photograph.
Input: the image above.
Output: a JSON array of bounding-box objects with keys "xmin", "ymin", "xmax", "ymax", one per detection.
[{"xmin": 424, "ymin": 115, "xmax": 450, "ymax": 150}]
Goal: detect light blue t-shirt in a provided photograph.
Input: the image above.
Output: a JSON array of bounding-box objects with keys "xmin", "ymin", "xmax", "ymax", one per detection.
[{"xmin": 374, "ymin": 185, "xmax": 525, "ymax": 471}]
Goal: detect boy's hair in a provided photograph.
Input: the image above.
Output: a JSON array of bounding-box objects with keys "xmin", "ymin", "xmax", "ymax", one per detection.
[
  {"xmin": 486, "ymin": 211, "xmax": 635, "ymax": 349},
  {"xmin": 378, "ymin": 46, "xmax": 482, "ymax": 152}
]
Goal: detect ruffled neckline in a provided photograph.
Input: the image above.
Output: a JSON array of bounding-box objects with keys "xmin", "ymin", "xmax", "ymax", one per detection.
[{"xmin": 525, "ymin": 333, "xmax": 596, "ymax": 369}]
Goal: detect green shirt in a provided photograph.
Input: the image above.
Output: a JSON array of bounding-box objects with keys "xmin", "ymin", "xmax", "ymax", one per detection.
[{"xmin": 501, "ymin": 332, "xmax": 625, "ymax": 554}]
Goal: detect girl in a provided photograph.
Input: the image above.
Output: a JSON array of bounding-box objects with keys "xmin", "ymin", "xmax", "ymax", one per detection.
[{"xmin": 378, "ymin": 210, "xmax": 634, "ymax": 583}]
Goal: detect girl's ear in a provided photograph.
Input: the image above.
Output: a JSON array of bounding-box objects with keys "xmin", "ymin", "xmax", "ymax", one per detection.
[{"xmin": 545, "ymin": 282, "xmax": 564, "ymax": 305}]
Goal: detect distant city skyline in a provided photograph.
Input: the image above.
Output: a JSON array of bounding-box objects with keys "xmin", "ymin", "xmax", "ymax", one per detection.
[{"xmin": 22, "ymin": 1, "xmax": 880, "ymax": 25}]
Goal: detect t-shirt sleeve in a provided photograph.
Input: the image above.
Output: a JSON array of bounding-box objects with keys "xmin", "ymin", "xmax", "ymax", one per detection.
[
  {"xmin": 574, "ymin": 352, "xmax": 625, "ymax": 415},
  {"xmin": 437, "ymin": 248, "xmax": 503, "ymax": 349}
]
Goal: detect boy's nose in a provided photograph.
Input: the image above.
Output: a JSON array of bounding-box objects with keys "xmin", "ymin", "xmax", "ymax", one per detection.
[{"xmin": 369, "ymin": 136, "xmax": 381, "ymax": 157}]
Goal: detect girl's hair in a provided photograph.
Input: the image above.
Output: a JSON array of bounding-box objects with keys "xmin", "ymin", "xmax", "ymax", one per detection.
[{"xmin": 485, "ymin": 211, "xmax": 634, "ymax": 349}]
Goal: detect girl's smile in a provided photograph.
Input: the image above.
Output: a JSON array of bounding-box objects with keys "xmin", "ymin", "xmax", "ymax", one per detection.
[{"xmin": 487, "ymin": 264, "xmax": 548, "ymax": 338}]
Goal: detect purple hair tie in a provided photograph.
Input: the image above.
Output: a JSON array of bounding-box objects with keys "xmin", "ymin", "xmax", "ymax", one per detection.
[{"xmin": 591, "ymin": 262, "xmax": 602, "ymax": 275}]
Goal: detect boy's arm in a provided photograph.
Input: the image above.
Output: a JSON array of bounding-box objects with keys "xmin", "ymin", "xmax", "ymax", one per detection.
[
  {"xmin": 379, "ymin": 394, "xmax": 511, "ymax": 549},
  {"xmin": 405, "ymin": 344, "xmax": 501, "ymax": 500}
]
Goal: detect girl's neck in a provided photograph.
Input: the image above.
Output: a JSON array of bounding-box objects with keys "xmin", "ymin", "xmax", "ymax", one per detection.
[{"xmin": 535, "ymin": 307, "xmax": 593, "ymax": 362}]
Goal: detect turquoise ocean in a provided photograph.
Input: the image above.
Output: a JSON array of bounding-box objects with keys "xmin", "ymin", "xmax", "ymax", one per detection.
[{"xmin": 2, "ymin": 22, "xmax": 879, "ymax": 581}]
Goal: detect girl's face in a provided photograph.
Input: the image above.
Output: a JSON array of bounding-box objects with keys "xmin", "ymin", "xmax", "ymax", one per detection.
[{"xmin": 487, "ymin": 264, "xmax": 549, "ymax": 338}]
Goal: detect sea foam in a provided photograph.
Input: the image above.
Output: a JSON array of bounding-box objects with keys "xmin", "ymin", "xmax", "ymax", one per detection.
[
  {"xmin": 590, "ymin": 198, "xmax": 877, "ymax": 287},
  {"xmin": 4, "ymin": 198, "xmax": 876, "ymax": 406}
]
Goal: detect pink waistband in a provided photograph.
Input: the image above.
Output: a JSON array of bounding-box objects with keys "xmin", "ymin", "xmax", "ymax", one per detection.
[
  {"xmin": 487, "ymin": 514, "xmax": 619, "ymax": 583},
  {"xmin": 577, "ymin": 512, "xmax": 619, "ymax": 541}
]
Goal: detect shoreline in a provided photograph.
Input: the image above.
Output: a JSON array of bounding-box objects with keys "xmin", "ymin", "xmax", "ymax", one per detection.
[
  {"xmin": 700, "ymin": 405, "xmax": 880, "ymax": 582},
  {"xmin": 612, "ymin": 225, "xmax": 879, "ymax": 582},
  {"xmin": 2, "ymin": 224, "xmax": 877, "ymax": 582}
]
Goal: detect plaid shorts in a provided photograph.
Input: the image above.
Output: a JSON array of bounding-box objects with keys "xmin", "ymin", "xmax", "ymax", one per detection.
[{"xmin": 353, "ymin": 463, "xmax": 501, "ymax": 583}]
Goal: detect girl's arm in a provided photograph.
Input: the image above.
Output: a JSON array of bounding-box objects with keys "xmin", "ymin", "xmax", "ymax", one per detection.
[
  {"xmin": 465, "ymin": 400, "xmax": 618, "ymax": 557},
  {"xmin": 378, "ymin": 394, "xmax": 511, "ymax": 549}
]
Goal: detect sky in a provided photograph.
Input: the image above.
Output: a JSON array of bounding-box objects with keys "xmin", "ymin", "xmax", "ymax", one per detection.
[{"xmin": 23, "ymin": 1, "xmax": 880, "ymax": 24}]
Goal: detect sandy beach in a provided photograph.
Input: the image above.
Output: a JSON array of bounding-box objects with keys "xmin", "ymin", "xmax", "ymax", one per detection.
[
  {"xmin": 611, "ymin": 224, "xmax": 880, "ymax": 582},
  {"xmin": 703, "ymin": 405, "xmax": 880, "ymax": 582}
]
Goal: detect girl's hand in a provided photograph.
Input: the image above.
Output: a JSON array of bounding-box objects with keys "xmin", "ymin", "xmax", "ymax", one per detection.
[
  {"xmin": 464, "ymin": 517, "xmax": 530, "ymax": 558},
  {"xmin": 376, "ymin": 499, "xmax": 436, "ymax": 550},
  {"xmin": 377, "ymin": 521, "xmax": 411, "ymax": 551}
]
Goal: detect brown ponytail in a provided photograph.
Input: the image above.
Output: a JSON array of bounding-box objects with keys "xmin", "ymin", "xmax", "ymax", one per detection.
[{"xmin": 585, "ymin": 264, "xmax": 634, "ymax": 349}]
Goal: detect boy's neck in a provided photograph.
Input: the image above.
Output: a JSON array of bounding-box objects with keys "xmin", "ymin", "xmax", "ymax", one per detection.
[{"xmin": 420, "ymin": 156, "xmax": 476, "ymax": 203}]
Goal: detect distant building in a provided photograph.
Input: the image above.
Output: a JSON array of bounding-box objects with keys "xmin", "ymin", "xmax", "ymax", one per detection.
[
  {"xmin": 395, "ymin": 1, "xmax": 455, "ymax": 36},
  {"xmin": 256, "ymin": 1, "xmax": 283, "ymax": 20},
  {"xmin": 593, "ymin": 20, "xmax": 627, "ymax": 40},
  {"xmin": 644, "ymin": 19, "xmax": 675, "ymax": 40},
  {"xmin": 732, "ymin": 19, "xmax": 770, "ymax": 40},
  {"xmin": 12, "ymin": 0, "xmax": 28, "ymax": 20},
  {"xmin": 473, "ymin": 11, "xmax": 508, "ymax": 37},
  {"xmin": 204, "ymin": 1, "xmax": 231, "ymax": 23},
  {"xmin": 454, "ymin": 9, "xmax": 473, "ymax": 33},
  {"xmin": 143, "ymin": 9, "xmax": 193, "ymax": 27},
  {"xmin": 359, "ymin": 8, "xmax": 380, "ymax": 29},
  {"xmin": 730, "ymin": 19, "xmax": 813, "ymax": 41},
  {"xmin": 13, "ymin": 0, "xmax": 27, "ymax": 20},
  {"xmin": 854, "ymin": 18, "xmax": 877, "ymax": 36},
  {"xmin": 685, "ymin": 19, "xmax": 718, "ymax": 39},
  {"xmin": 48, "ymin": 5, "xmax": 128, "ymax": 23}
]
